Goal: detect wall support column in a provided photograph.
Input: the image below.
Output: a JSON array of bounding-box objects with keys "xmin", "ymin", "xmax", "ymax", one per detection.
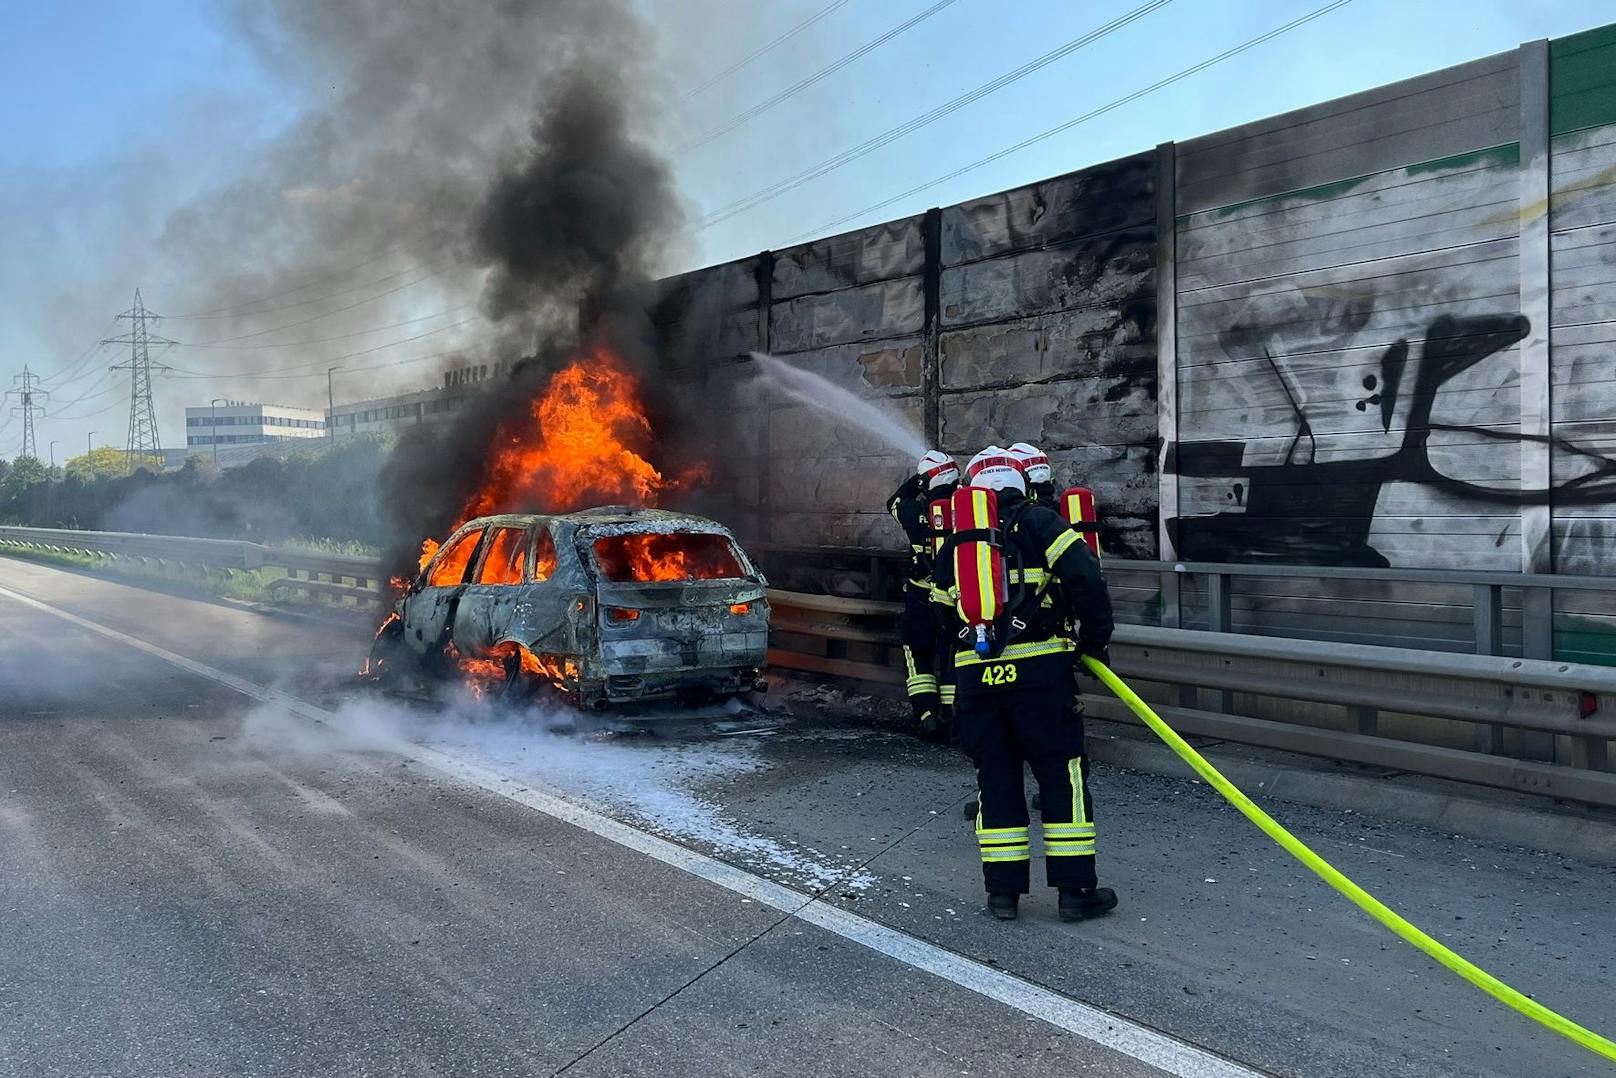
[
  {"xmin": 1519, "ymin": 40, "xmax": 1553, "ymax": 584},
  {"xmin": 755, "ymin": 250, "xmax": 775, "ymax": 544},
  {"xmin": 921, "ymin": 207, "xmax": 944, "ymax": 449},
  {"xmin": 1154, "ymin": 141, "xmax": 1182, "ymax": 627}
]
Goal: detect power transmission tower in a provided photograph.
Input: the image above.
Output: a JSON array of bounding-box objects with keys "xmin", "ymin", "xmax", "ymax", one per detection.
[
  {"xmin": 5, "ymin": 365, "xmax": 47, "ymax": 458},
  {"xmin": 104, "ymin": 289, "xmax": 175, "ymax": 473}
]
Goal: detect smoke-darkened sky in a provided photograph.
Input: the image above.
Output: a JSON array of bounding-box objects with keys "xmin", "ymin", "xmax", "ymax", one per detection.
[{"xmin": 2, "ymin": 0, "xmax": 1611, "ymax": 460}]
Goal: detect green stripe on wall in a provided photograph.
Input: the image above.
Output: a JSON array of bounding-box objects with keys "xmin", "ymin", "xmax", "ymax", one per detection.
[
  {"xmin": 1185, "ymin": 143, "xmax": 1520, "ymax": 222},
  {"xmin": 1551, "ymin": 22, "xmax": 1616, "ymax": 136}
]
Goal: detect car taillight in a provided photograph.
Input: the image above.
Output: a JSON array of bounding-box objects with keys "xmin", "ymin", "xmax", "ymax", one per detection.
[
  {"xmin": 730, "ymin": 602, "xmax": 751, "ymax": 615},
  {"xmin": 608, "ymin": 607, "xmax": 640, "ymax": 622}
]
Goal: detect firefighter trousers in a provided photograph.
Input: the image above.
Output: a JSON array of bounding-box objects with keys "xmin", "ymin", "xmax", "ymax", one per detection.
[
  {"xmin": 901, "ymin": 585, "xmax": 953, "ymax": 721},
  {"xmin": 956, "ymin": 680, "xmax": 1096, "ymax": 894}
]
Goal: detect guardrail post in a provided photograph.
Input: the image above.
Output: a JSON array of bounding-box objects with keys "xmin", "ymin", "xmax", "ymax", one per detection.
[
  {"xmin": 1471, "ymin": 581, "xmax": 1508, "ymax": 754},
  {"xmin": 1522, "ymin": 586, "xmax": 1553, "ymax": 660},
  {"xmin": 1472, "ymin": 584, "xmax": 1503, "ymax": 656},
  {"xmin": 1207, "ymin": 572, "xmax": 1231, "ymax": 634},
  {"xmin": 1161, "ymin": 566, "xmax": 1182, "ymax": 629},
  {"xmin": 1202, "ymin": 572, "xmax": 1233, "ymax": 711}
]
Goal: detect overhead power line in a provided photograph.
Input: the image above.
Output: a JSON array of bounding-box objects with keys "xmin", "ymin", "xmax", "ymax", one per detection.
[
  {"xmin": 789, "ymin": 0, "xmax": 1355, "ymax": 244},
  {"xmin": 166, "ymin": 227, "xmax": 451, "ymax": 318},
  {"xmin": 46, "ymin": 370, "xmax": 122, "ymax": 416},
  {"xmin": 38, "ymin": 321, "xmax": 118, "ymax": 391},
  {"xmin": 165, "ymin": 255, "xmax": 466, "ymax": 324},
  {"xmin": 697, "ymin": 0, "xmax": 1173, "ymax": 230},
  {"xmin": 678, "ymin": 0, "xmax": 962, "ymax": 152},
  {"xmin": 163, "ymin": 316, "xmax": 481, "ymax": 380},
  {"xmin": 683, "ymin": 0, "xmax": 854, "ymax": 100},
  {"xmin": 171, "ymin": 303, "xmax": 477, "ymax": 350}
]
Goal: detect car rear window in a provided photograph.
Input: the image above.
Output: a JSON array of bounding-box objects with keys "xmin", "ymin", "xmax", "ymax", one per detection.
[{"xmin": 590, "ymin": 532, "xmax": 745, "ymax": 583}]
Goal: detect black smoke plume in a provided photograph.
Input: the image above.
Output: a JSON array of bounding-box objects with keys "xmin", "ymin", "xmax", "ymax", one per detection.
[{"xmin": 375, "ymin": 60, "xmax": 692, "ymax": 586}]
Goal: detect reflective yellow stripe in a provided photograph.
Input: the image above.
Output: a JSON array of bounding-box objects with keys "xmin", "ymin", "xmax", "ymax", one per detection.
[
  {"xmin": 1045, "ymin": 528, "xmax": 1080, "ymax": 566},
  {"xmin": 1071, "ymin": 757, "xmax": 1089, "ymax": 827},
  {"xmin": 975, "ymin": 825, "xmax": 1030, "ymax": 838},
  {"xmin": 907, "ymin": 676, "xmax": 939, "ymax": 695},
  {"xmin": 903, "ymin": 647, "xmax": 918, "ymax": 680},
  {"xmin": 954, "ymin": 637, "xmax": 1075, "ymax": 668},
  {"xmin": 1008, "ymin": 567, "xmax": 1047, "ymax": 586},
  {"xmin": 973, "ymin": 496, "xmax": 995, "ymax": 619},
  {"xmin": 939, "ymin": 685, "xmax": 956, "ymax": 704},
  {"xmin": 1046, "ymin": 842, "xmax": 1096, "ymax": 857},
  {"xmin": 1042, "ymin": 824, "xmax": 1095, "ymax": 839},
  {"xmin": 981, "ymin": 847, "xmax": 1031, "ymax": 862}
]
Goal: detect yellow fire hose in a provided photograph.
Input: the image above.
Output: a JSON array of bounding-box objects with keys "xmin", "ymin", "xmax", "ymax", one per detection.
[{"xmin": 1081, "ymin": 656, "xmax": 1616, "ymax": 1063}]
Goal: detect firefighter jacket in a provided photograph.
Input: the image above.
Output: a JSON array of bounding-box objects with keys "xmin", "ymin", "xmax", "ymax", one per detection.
[
  {"xmin": 886, "ymin": 475, "xmax": 954, "ymax": 591},
  {"xmin": 934, "ymin": 492, "xmax": 1114, "ymax": 695}
]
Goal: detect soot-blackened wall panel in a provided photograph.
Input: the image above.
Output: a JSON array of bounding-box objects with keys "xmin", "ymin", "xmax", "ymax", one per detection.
[
  {"xmin": 772, "ymin": 216, "xmax": 926, "ymax": 301},
  {"xmin": 934, "ymin": 155, "xmax": 1160, "ymax": 559}
]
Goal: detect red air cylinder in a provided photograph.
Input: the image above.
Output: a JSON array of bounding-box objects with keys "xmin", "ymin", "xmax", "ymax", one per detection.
[
  {"xmin": 1059, "ymin": 486, "xmax": 1103, "ymax": 558},
  {"xmin": 927, "ymin": 497, "xmax": 953, "ymax": 556},
  {"xmin": 950, "ymin": 486, "xmax": 1006, "ymax": 655}
]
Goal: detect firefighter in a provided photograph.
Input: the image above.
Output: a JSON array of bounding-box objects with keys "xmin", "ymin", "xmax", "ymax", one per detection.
[
  {"xmin": 938, "ymin": 446, "xmax": 1117, "ymax": 922},
  {"xmin": 1008, "ymin": 442, "xmax": 1058, "ymax": 504},
  {"xmin": 886, "ymin": 450, "xmax": 959, "ymax": 742}
]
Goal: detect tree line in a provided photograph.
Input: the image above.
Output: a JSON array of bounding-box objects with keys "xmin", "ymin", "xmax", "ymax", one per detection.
[{"xmin": 0, "ymin": 435, "xmax": 391, "ymax": 546}]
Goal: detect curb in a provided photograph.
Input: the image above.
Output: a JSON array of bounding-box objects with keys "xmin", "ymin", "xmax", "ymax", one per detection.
[{"xmin": 1084, "ymin": 718, "xmax": 1616, "ymax": 866}]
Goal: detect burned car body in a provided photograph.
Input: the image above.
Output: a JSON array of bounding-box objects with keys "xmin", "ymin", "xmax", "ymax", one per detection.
[{"xmin": 384, "ymin": 507, "xmax": 769, "ymax": 707}]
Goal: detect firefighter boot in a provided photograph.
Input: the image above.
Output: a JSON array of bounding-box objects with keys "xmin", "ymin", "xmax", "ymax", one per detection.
[
  {"xmin": 987, "ymin": 893, "xmax": 1020, "ymax": 920},
  {"xmin": 1058, "ymin": 886, "xmax": 1118, "ymax": 922}
]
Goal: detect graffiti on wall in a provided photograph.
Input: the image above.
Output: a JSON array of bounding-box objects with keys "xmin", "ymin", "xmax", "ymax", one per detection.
[{"xmin": 1169, "ymin": 293, "xmax": 1616, "ymax": 567}]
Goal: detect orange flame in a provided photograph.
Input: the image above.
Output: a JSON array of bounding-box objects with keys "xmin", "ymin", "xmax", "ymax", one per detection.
[
  {"xmin": 591, "ymin": 532, "xmax": 744, "ymax": 583},
  {"xmin": 463, "ymin": 346, "xmax": 672, "ymax": 522},
  {"xmin": 450, "ymin": 641, "xmax": 579, "ymax": 700},
  {"xmin": 381, "ymin": 345, "xmax": 711, "ymax": 698}
]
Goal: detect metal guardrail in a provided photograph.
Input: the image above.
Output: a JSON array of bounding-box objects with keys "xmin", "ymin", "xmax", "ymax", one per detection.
[
  {"xmin": 750, "ymin": 542, "xmax": 1616, "ymax": 661},
  {"xmin": 764, "ymin": 589, "xmax": 1616, "ymax": 809},
  {"xmin": 4, "ymin": 526, "xmax": 1613, "ymax": 806},
  {"xmin": 0, "ymin": 526, "xmax": 383, "ymax": 609}
]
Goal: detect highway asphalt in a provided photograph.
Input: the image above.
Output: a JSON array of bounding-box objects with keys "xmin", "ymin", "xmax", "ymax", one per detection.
[{"xmin": 0, "ymin": 555, "xmax": 1611, "ymax": 1077}]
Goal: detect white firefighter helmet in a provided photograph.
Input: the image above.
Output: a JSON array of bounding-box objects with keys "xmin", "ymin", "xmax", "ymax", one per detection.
[
  {"xmin": 965, "ymin": 445, "xmax": 1026, "ymax": 494},
  {"xmin": 1008, "ymin": 442, "xmax": 1052, "ymax": 484},
  {"xmin": 916, "ymin": 450, "xmax": 960, "ymax": 490}
]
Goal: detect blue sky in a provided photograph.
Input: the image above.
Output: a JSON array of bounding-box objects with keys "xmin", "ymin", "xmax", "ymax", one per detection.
[{"xmin": 1, "ymin": 0, "xmax": 1611, "ymax": 458}]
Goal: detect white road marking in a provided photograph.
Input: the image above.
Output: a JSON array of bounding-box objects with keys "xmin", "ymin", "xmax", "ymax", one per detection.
[{"xmin": 0, "ymin": 581, "xmax": 1260, "ymax": 1078}]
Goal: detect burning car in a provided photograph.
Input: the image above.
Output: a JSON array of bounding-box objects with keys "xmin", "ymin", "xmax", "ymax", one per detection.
[{"xmin": 370, "ymin": 507, "xmax": 769, "ymax": 707}]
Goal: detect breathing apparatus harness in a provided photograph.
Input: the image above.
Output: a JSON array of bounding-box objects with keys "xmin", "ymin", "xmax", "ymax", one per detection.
[{"xmin": 935, "ymin": 489, "xmax": 1047, "ymax": 660}]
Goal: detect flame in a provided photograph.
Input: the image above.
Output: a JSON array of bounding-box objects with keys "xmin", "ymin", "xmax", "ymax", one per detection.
[
  {"xmin": 591, "ymin": 532, "xmax": 744, "ymax": 582},
  {"xmin": 382, "ymin": 345, "xmax": 709, "ymax": 698},
  {"xmin": 463, "ymin": 346, "xmax": 675, "ymax": 522},
  {"xmin": 450, "ymin": 641, "xmax": 578, "ymax": 700}
]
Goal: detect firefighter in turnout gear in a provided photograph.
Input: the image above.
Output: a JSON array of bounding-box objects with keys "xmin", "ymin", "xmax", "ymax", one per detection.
[
  {"xmin": 1008, "ymin": 442, "xmax": 1057, "ymax": 504},
  {"xmin": 937, "ymin": 447, "xmax": 1117, "ymax": 922},
  {"xmin": 886, "ymin": 450, "xmax": 960, "ymax": 742}
]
